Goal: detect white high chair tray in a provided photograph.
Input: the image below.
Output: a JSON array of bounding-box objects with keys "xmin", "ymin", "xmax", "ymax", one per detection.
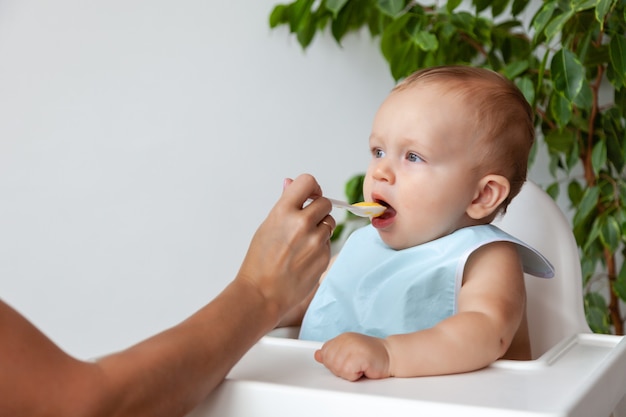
[{"xmin": 187, "ymin": 333, "xmax": 626, "ymax": 417}]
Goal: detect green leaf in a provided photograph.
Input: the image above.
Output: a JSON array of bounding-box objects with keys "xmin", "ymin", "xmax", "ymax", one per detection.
[
  {"xmin": 595, "ymin": 0, "xmax": 614, "ymax": 29},
  {"xmin": 616, "ymin": 87, "xmax": 626, "ymax": 114},
  {"xmin": 586, "ymin": 308, "xmax": 609, "ymax": 333},
  {"xmin": 586, "ymin": 306, "xmax": 612, "ymax": 333},
  {"xmin": 377, "ymin": 0, "xmax": 405, "ymax": 17},
  {"xmin": 548, "ymin": 153, "xmax": 559, "ymax": 177},
  {"xmin": 576, "ymin": 27, "xmax": 596, "ymax": 67},
  {"xmin": 516, "ymin": 76, "xmax": 535, "ymax": 106},
  {"xmin": 330, "ymin": 223, "xmax": 345, "ymax": 242},
  {"xmin": 599, "ymin": 214, "xmax": 621, "ymax": 251},
  {"xmin": 607, "ymin": 64, "xmax": 625, "ymax": 90},
  {"xmin": 473, "ymin": 16, "xmax": 493, "ymax": 45},
  {"xmin": 621, "ymin": 183, "xmax": 626, "ymax": 216},
  {"xmin": 582, "ymin": 216, "xmax": 602, "ymax": 252},
  {"xmin": 572, "ymin": 0, "xmax": 600, "ymax": 12},
  {"xmin": 511, "ymin": 0, "xmax": 530, "ymax": 16},
  {"xmin": 599, "ymin": 107, "xmax": 626, "ymax": 172},
  {"xmin": 615, "ymin": 261, "xmax": 626, "ymax": 301},
  {"xmin": 531, "ymin": 1, "xmax": 557, "ymax": 44},
  {"xmin": 411, "ymin": 31, "xmax": 438, "ymax": 51},
  {"xmin": 491, "ymin": 0, "xmax": 510, "ymax": 17},
  {"xmin": 591, "ymin": 140, "xmax": 607, "ymax": 177},
  {"xmin": 297, "ymin": 13, "xmax": 317, "ymax": 48},
  {"xmin": 546, "ymin": 182, "xmax": 560, "ymax": 199},
  {"xmin": 585, "ymin": 291, "xmax": 608, "ymax": 310},
  {"xmin": 573, "ymin": 185, "xmax": 600, "ymax": 227},
  {"xmin": 269, "ymin": 5, "xmax": 288, "ymax": 28},
  {"xmin": 535, "ymin": 47, "xmax": 550, "ymax": 99},
  {"xmin": 544, "ymin": 10, "xmax": 574, "ymax": 41},
  {"xmin": 585, "ymin": 292, "xmax": 611, "ymax": 333},
  {"xmin": 390, "ymin": 41, "xmax": 418, "ymax": 80},
  {"xmin": 551, "ymin": 49, "xmax": 585, "ymax": 102},
  {"xmin": 566, "ymin": 139, "xmax": 580, "ymax": 171},
  {"xmin": 502, "ymin": 60, "xmax": 529, "ymax": 79},
  {"xmin": 473, "ymin": 0, "xmax": 491, "ymax": 13},
  {"xmin": 447, "ymin": 0, "xmax": 463, "ymax": 13},
  {"xmin": 288, "ymin": 0, "xmax": 314, "ymax": 33},
  {"xmin": 326, "ymin": 0, "xmax": 349, "ymax": 16},
  {"xmin": 344, "ymin": 174, "xmax": 365, "ymax": 204},
  {"xmin": 572, "ymin": 78, "xmax": 593, "ymax": 111},
  {"xmin": 568, "ymin": 180, "xmax": 584, "ymax": 206},
  {"xmin": 604, "ymin": 109, "xmax": 626, "ymax": 171},
  {"xmin": 380, "ymin": 13, "xmax": 411, "ymax": 62},
  {"xmin": 451, "ymin": 11, "xmax": 476, "ymax": 33},
  {"xmin": 581, "ymin": 257, "xmax": 596, "ymax": 286},
  {"xmin": 545, "ymin": 128, "xmax": 576, "ymax": 154},
  {"xmin": 609, "ymin": 35, "xmax": 626, "ymax": 87},
  {"xmin": 549, "ymin": 93, "xmax": 573, "ymax": 128},
  {"xmin": 330, "ymin": 4, "xmax": 351, "ymax": 43}
]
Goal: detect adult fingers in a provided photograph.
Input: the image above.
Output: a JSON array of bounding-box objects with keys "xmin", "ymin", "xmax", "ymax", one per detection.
[
  {"xmin": 317, "ymin": 214, "xmax": 336, "ymax": 241},
  {"xmin": 281, "ymin": 174, "xmax": 324, "ymax": 210}
]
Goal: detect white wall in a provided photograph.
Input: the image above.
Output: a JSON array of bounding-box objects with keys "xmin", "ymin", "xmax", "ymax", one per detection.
[{"xmin": 0, "ymin": 0, "xmax": 551, "ymax": 359}]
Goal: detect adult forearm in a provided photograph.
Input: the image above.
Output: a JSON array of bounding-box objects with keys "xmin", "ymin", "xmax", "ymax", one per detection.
[
  {"xmin": 97, "ymin": 279, "xmax": 279, "ymax": 417},
  {"xmin": 0, "ymin": 173, "xmax": 333, "ymax": 417}
]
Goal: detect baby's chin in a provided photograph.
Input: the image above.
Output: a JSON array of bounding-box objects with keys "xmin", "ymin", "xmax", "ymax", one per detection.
[
  {"xmin": 377, "ymin": 231, "xmax": 425, "ymax": 251},
  {"xmin": 377, "ymin": 229, "xmax": 451, "ymax": 250}
]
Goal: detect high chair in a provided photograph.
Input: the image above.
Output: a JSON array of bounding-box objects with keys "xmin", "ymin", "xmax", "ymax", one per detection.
[
  {"xmin": 491, "ymin": 180, "xmax": 592, "ymax": 358},
  {"xmin": 187, "ymin": 181, "xmax": 626, "ymax": 417}
]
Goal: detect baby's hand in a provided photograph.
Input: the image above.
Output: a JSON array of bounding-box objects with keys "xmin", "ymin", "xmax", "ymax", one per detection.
[{"xmin": 313, "ymin": 332, "xmax": 391, "ymax": 381}]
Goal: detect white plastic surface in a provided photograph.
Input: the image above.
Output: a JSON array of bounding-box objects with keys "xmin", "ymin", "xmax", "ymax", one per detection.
[
  {"xmin": 492, "ymin": 181, "xmax": 592, "ymax": 358},
  {"xmin": 187, "ymin": 334, "xmax": 626, "ymax": 417}
]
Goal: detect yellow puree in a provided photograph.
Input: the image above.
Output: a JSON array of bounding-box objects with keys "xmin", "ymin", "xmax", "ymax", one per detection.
[{"xmin": 352, "ymin": 202, "xmax": 386, "ymax": 217}]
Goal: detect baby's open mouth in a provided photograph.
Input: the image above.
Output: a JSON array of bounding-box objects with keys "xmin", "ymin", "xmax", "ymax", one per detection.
[{"xmin": 374, "ymin": 199, "xmax": 396, "ymax": 219}]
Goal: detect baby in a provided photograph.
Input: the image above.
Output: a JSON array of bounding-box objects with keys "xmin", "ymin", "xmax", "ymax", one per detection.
[{"xmin": 282, "ymin": 65, "xmax": 554, "ymax": 381}]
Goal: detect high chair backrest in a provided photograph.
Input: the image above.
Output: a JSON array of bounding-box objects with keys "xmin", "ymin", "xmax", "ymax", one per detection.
[{"xmin": 492, "ymin": 181, "xmax": 591, "ymax": 358}]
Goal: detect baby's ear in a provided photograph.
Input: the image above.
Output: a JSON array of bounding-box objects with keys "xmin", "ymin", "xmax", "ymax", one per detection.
[{"xmin": 466, "ymin": 175, "xmax": 510, "ymax": 220}]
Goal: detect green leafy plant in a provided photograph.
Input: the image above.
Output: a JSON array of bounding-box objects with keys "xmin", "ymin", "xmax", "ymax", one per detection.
[{"xmin": 269, "ymin": 0, "xmax": 626, "ymax": 334}]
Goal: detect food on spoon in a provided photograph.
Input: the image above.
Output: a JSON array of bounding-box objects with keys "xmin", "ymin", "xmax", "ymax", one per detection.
[{"xmin": 352, "ymin": 202, "xmax": 386, "ymax": 217}]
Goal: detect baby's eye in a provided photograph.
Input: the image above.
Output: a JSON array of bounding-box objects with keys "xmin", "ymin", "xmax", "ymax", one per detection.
[
  {"xmin": 407, "ymin": 152, "xmax": 424, "ymax": 163},
  {"xmin": 373, "ymin": 148, "xmax": 385, "ymax": 158}
]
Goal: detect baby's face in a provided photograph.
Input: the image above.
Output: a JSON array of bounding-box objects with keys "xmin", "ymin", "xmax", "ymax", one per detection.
[{"xmin": 363, "ymin": 82, "xmax": 484, "ymax": 250}]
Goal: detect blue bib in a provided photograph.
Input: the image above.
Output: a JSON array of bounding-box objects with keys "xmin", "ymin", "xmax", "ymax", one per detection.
[{"xmin": 299, "ymin": 224, "xmax": 553, "ymax": 342}]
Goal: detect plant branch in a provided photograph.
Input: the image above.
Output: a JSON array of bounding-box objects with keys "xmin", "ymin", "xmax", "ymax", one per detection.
[{"xmin": 604, "ymin": 247, "xmax": 624, "ymax": 334}]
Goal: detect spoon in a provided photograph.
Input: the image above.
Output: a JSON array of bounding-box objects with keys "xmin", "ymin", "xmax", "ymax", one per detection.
[
  {"xmin": 307, "ymin": 198, "xmax": 386, "ymax": 217},
  {"xmin": 331, "ymin": 198, "xmax": 387, "ymax": 217}
]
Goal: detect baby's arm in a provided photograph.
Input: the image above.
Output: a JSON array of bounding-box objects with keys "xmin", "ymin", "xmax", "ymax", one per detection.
[
  {"xmin": 314, "ymin": 241, "xmax": 526, "ymax": 380},
  {"xmin": 277, "ymin": 255, "xmax": 337, "ymax": 328}
]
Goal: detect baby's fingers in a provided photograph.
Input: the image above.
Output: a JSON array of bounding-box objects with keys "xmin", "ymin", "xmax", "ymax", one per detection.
[
  {"xmin": 314, "ymin": 344, "xmax": 364, "ymax": 382},
  {"xmin": 315, "ymin": 334, "xmax": 392, "ymax": 381}
]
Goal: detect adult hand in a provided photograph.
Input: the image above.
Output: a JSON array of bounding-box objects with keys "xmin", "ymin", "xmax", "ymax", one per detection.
[
  {"xmin": 236, "ymin": 173, "xmax": 335, "ymax": 319},
  {"xmin": 314, "ymin": 332, "xmax": 392, "ymax": 381}
]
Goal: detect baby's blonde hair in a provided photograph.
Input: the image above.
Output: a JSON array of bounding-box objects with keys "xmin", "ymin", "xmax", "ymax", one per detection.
[{"xmin": 393, "ymin": 65, "xmax": 535, "ymax": 214}]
